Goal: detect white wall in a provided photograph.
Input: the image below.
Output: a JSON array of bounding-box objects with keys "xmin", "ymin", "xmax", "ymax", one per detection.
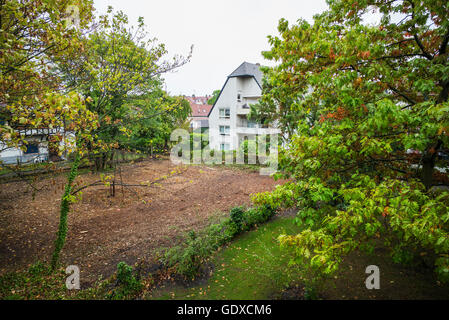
[
  {"xmin": 0, "ymin": 130, "xmax": 75, "ymax": 164},
  {"xmin": 208, "ymin": 76, "xmax": 262, "ymax": 150},
  {"xmin": 0, "ymin": 140, "xmax": 48, "ymax": 164}
]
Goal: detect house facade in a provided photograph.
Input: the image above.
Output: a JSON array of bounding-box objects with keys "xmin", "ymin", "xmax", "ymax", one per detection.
[
  {"xmin": 208, "ymin": 62, "xmax": 273, "ymax": 151},
  {"xmin": 185, "ymin": 96, "xmax": 212, "ymax": 130},
  {"xmin": 0, "ymin": 126, "xmax": 74, "ymax": 165}
]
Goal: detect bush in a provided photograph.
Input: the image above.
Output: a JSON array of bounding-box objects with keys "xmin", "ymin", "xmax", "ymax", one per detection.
[
  {"xmin": 164, "ymin": 230, "xmax": 213, "ymax": 279},
  {"xmin": 230, "ymin": 206, "xmax": 245, "ymax": 233},
  {"xmin": 108, "ymin": 262, "xmax": 143, "ymax": 299},
  {"xmin": 163, "ymin": 205, "xmax": 277, "ymax": 278}
]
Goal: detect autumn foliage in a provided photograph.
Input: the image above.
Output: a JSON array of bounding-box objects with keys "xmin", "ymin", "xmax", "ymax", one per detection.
[{"xmin": 253, "ymin": 0, "xmax": 449, "ymax": 282}]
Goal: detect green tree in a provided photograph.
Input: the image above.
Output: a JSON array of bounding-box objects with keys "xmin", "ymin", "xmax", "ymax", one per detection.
[
  {"xmin": 58, "ymin": 7, "xmax": 192, "ymax": 169},
  {"xmin": 119, "ymin": 88, "xmax": 191, "ymax": 153},
  {"xmin": 0, "ymin": 1, "xmax": 100, "ymax": 270},
  {"xmin": 253, "ymin": 0, "xmax": 449, "ymax": 282},
  {"xmin": 207, "ymin": 90, "xmax": 221, "ymax": 105},
  {"xmin": 0, "ymin": 0, "xmax": 96, "ymax": 153}
]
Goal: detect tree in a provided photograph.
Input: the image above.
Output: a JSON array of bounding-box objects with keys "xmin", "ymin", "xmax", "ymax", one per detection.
[
  {"xmin": 0, "ymin": 1, "xmax": 101, "ymax": 270},
  {"xmin": 119, "ymin": 87, "xmax": 191, "ymax": 153},
  {"xmin": 0, "ymin": 0, "xmax": 95, "ymax": 153},
  {"xmin": 57, "ymin": 7, "xmax": 192, "ymax": 170},
  {"xmin": 50, "ymin": 8, "xmax": 193, "ymax": 268},
  {"xmin": 207, "ymin": 90, "xmax": 221, "ymax": 105},
  {"xmin": 253, "ymin": 0, "xmax": 449, "ymax": 282}
]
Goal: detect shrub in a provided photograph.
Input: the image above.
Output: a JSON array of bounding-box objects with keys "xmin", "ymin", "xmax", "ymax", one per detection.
[
  {"xmin": 108, "ymin": 262, "xmax": 143, "ymax": 299},
  {"xmin": 230, "ymin": 206, "xmax": 245, "ymax": 233},
  {"xmin": 164, "ymin": 231, "xmax": 211, "ymax": 279},
  {"xmin": 163, "ymin": 205, "xmax": 278, "ymax": 278},
  {"xmin": 206, "ymin": 222, "xmax": 233, "ymax": 247}
]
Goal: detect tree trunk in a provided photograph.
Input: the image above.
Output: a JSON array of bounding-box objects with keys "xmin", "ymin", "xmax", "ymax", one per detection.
[
  {"xmin": 108, "ymin": 151, "xmax": 114, "ymax": 168},
  {"xmin": 94, "ymin": 152, "xmax": 108, "ymax": 171},
  {"xmin": 422, "ymin": 156, "xmax": 435, "ymax": 191},
  {"xmin": 421, "ymin": 140, "xmax": 442, "ymax": 190},
  {"xmin": 421, "ymin": 79, "xmax": 448, "ymax": 190}
]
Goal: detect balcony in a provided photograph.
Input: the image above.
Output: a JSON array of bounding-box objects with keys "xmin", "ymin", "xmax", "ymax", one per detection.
[
  {"xmin": 236, "ymin": 124, "xmax": 276, "ymax": 136},
  {"xmin": 236, "ymin": 103, "xmax": 251, "ymax": 115}
]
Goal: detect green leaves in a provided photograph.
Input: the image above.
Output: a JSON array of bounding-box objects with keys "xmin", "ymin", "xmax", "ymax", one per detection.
[
  {"xmin": 1, "ymin": 0, "xmax": 97, "ymax": 153},
  {"xmin": 54, "ymin": 7, "xmax": 192, "ymax": 155},
  {"xmin": 262, "ymin": 175, "xmax": 449, "ymax": 281},
  {"xmin": 252, "ymin": 0, "xmax": 449, "ymax": 283}
]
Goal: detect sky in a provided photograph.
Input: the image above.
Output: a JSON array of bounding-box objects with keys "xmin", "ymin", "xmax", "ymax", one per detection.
[{"xmin": 93, "ymin": 0, "xmax": 329, "ymax": 96}]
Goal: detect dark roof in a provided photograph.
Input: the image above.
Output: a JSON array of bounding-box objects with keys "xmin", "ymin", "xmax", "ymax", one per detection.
[
  {"xmin": 228, "ymin": 62, "xmax": 263, "ymax": 87},
  {"xmin": 207, "ymin": 62, "xmax": 263, "ymax": 117}
]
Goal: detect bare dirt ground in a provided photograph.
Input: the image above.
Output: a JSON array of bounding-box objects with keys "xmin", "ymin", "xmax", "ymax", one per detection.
[{"xmin": 0, "ymin": 159, "xmax": 283, "ymax": 285}]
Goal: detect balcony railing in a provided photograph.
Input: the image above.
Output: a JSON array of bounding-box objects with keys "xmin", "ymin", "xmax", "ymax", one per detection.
[
  {"xmin": 236, "ymin": 103, "xmax": 250, "ymax": 115},
  {"xmin": 235, "ymin": 126, "xmax": 273, "ymax": 135}
]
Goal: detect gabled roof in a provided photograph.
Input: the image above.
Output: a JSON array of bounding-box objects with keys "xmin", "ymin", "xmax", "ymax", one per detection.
[
  {"xmin": 228, "ymin": 62, "xmax": 263, "ymax": 87},
  {"xmin": 207, "ymin": 62, "xmax": 263, "ymax": 117},
  {"xmin": 185, "ymin": 96, "xmax": 210, "ymax": 105},
  {"xmin": 190, "ymin": 103, "xmax": 213, "ymax": 117}
]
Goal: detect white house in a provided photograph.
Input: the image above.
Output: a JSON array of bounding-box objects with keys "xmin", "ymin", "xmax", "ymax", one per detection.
[
  {"xmin": 207, "ymin": 62, "xmax": 274, "ymax": 151},
  {"xmin": 0, "ymin": 126, "xmax": 74, "ymax": 165}
]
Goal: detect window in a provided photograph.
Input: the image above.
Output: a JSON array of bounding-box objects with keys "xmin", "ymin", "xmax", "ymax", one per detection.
[
  {"xmin": 219, "ymin": 108, "xmax": 230, "ymax": 118},
  {"xmin": 24, "ymin": 143, "xmax": 39, "ymax": 154},
  {"xmin": 219, "ymin": 125, "xmax": 230, "ymax": 135},
  {"xmin": 237, "ymin": 92, "xmax": 242, "ymax": 102},
  {"xmin": 220, "ymin": 143, "xmax": 230, "ymax": 151}
]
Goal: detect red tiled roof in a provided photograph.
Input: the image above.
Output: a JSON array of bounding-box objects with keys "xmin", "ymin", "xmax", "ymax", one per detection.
[
  {"xmin": 185, "ymin": 96, "xmax": 210, "ymax": 105},
  {"xmin": 190, "ymin": 103, "xmax": 212, "ymax": 117},
  {"xmin": 183, "ymin": 96, "xmax": 212, "ymax": 117}
]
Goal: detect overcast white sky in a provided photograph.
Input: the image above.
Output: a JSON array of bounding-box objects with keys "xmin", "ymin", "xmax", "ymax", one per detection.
[{"xmin": 93, "ymin": 0, "xmax": 329, "ymax": 96}]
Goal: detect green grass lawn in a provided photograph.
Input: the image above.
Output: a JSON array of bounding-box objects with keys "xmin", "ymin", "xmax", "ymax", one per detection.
[{"xmin": 149, "ymin": 217, "xmax": 302, "ymax": 300}]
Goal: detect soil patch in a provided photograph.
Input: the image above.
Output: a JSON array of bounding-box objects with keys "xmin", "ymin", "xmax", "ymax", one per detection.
[{"xmin": 0, "ymin": 159, "xmax": 282, "ymax": 285}]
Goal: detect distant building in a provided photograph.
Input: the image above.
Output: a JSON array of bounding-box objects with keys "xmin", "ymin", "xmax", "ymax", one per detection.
[
  {"xmin": 185, "ymin": 96, "xmax": 210, "ymax": 106},
  {"xmin": 207, "ymin": 62, "xmax": 275, "ymax": 151},
  {"xmin": 0, "ymin": 107, "xmax": 73, "ymax": 165},
  {"xmin": 185, "ymin": 96, "xmax": 212, "ymax": 130},
  {"xmin": 0, "ymin": 126, "xmax": 74, "ymax": 165}
]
